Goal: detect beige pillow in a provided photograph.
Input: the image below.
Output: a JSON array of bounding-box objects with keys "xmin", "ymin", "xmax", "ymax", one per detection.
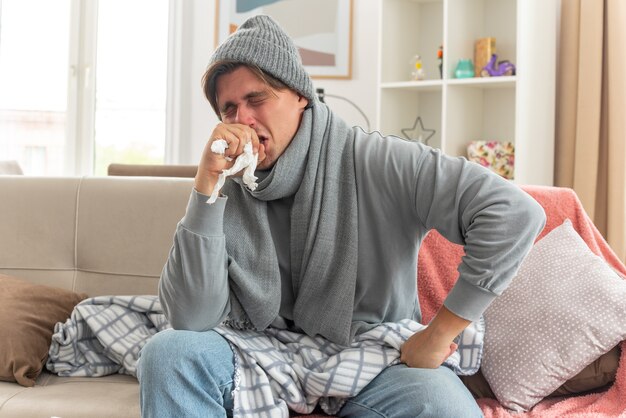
[
  {"xmin": 481, "ymin": 220, "xmax": 626, "ymax": 412},
  {"xmin": 0, "ymin": 274, "xmax": 87, "ymax": 387}
]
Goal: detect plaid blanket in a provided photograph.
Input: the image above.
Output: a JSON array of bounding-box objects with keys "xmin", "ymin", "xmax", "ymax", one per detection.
[
  {"xmin": 46, "ymin": 296, "xmax": 483, "ymax": 417},
  {"xmin": 47, "ymin": 296, "xmax": 169, "ymax": 377},
  {"xmin": 216, "ymin": 318, "xmax": 484, "ymax": 417}
]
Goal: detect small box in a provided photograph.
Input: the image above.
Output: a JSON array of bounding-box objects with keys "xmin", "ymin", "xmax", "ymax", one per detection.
[
  {"xmin": 467, "ymin": 140, "xmax": 515, "ymax": 180},
  {"xmin": 474, "ymin": 37, "xmax": 496, "ymax": 77}
]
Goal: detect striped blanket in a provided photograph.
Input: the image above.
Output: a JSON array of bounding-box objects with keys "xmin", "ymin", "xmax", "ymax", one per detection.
[{"xmin": 47, "ymin": 296, "xmax": 483, "ymax": 417}]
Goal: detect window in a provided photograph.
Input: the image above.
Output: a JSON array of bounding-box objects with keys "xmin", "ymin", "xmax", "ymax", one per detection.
[
  {"xmin": 23, "ymin": 146, "xmax": 47, "ymax": 175},
  {"xmin": 93, "ymin": 0, "xmax": 169, "ymax": 175},
  {"xmin": 0, "ymin": 0, "xmax": 169, "ymax": 176},
  {"xmin": 0, "ymin": 0, "xmax": 71, "ymax": 176}
]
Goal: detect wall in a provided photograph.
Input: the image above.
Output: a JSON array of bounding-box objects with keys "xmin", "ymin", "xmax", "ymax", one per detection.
[{"xmin": 177, "ymin": 0, "xmax": 381, "ymax": 164}]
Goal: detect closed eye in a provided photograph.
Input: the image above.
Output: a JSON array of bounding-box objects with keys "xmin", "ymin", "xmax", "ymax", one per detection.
[
  {"xmin": 220, "ymin": 105, "xmax": 236, "ymax": 119},
  {"xmin": 249, "ymin": 97, "xmax": 266, "ymax": 106},
  {"xmin": 247, "ymin": 91, "xmax": 269, "ymax": 106},
  {"xmin": 219, "ymin": 89, "xmax": 272, "ymax": 120}
]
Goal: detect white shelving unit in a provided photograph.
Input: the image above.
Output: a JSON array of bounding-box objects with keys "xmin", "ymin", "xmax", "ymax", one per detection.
[{"xmin": 375, "ymin": 0, "xmax": 557, "ymax": 185}]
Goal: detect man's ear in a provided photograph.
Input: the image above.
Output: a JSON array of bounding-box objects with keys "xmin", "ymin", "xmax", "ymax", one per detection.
[{"xmin": 298, "ymin": 94, "xmax": 309, "ymax": 109}]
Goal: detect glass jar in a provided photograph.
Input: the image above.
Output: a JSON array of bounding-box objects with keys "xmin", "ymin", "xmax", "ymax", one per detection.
[{"xmin": 454, "ymin": 59, "xmax": 474, "ymax": 79}]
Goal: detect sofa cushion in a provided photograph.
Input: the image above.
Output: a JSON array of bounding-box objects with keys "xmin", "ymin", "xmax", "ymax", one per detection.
[
  {"xmin": 0, "ymin": 372, "xmax": 140, "ymax": 418},
  {"xmin": 0, "ymin": 177, "xmax": 80, "ymax": 279},
  {"xmin": 73, "ymin": 177, "xmax": 191, "ymax": 296},
  {"xmin": 481, "ymin": 220, "xmax": 626, "ymax": 412},
  {"xmin": 0, "ymin": 274, "xmax": 86, "ymax": 387}
]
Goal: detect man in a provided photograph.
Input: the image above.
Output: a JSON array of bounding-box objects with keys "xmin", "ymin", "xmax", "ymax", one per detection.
[{"xmin": 138, "ymin": 15, "xmax": 545, "ymax": 418}]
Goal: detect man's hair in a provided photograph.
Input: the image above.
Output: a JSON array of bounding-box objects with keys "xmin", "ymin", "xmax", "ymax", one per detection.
[{"xmin": 202, "ymin": 60, "xmax": 290, "ymax": 119}]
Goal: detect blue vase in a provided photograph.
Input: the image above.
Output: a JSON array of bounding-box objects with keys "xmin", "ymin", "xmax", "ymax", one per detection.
[{"xmin": 455, "ymin": 59, "xmax": 474, "ymax": 79}]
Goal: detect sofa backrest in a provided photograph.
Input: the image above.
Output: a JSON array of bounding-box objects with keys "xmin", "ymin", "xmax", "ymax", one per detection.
[
  {"xmin": 107, "ymin": 163, "xmax": 197, "ymax": 178},
  {"xmin": 0, "ymin": 176, "xmax": 194, "ymax": 296}
]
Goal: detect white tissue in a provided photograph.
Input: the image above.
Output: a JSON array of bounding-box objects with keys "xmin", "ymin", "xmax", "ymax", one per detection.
[
  {"xmin": 210, "ymin": 139, "xmax": 232, "ymax": 161},
  {"xmin": 207, "ymin": 141, "xmax": 258, "ymax": 204}
]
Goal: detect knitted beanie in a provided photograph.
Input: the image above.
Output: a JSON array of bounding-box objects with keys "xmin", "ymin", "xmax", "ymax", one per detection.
[{"xmin": 210, "ymin": 15, "xmax": 315, "ymax": 104}]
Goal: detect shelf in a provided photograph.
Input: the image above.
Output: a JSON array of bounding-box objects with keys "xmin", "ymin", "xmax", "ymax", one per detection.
[
  {"xmin": 376, "ymin": 0, "xmax": 555, "ymax": 185},
  {"xmin": 446, "ymin": 76, "xmax": 516, "ymax": 88},
  {"xmin": 380, "ymin": 76, "xmax": 515, "ymax": 92},
  {"xmin": 380, "ymin": 0, "xmax": 443, "ymax": 85},
  {"xmin": 380, "ymin": 80, "xmax": 443, "ymax": 91}
]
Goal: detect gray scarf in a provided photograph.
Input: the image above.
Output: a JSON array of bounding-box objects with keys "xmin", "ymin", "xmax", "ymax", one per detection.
[{"xmin": 221, "ymin": 103, "xmax": 358, "ymax": 346}]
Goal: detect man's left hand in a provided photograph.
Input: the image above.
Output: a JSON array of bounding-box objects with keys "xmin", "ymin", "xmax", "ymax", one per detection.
[
  {"xmin": 399, "ymin": 305, "xmax": 469, "ymax": 368},
  {"xmin": 400, "ymin": 328, "xmax": 458, "ymax": 368}
]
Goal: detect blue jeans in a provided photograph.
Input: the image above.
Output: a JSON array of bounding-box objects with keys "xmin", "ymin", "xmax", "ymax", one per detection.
[{"xmin": 138, "ymin": 329, "xmax": 483, "ymax": 418}]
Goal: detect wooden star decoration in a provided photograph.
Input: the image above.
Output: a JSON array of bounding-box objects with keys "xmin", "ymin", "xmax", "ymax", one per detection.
[{"xmin": 401, "ymin": 116, "xmax": 436, "ymax": 145}]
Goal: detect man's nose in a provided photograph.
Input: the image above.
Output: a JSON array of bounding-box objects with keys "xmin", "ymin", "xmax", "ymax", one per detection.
[{"xmin": 235, "ymin": 105, "xmax": 255, "ymax": 126}]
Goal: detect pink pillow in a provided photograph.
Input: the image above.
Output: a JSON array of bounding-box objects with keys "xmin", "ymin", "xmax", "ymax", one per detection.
[{"xmin": 482, "ymin": 220, "xmax": 626, "ymax": 412}]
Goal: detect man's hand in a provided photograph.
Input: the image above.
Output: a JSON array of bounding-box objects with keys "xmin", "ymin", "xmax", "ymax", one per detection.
[
  {"xmin": 400, "ymin": 328, "xmax": 458, "ymax": 368},
  {"xmin": 400, "ymin": 305, "xmax": 470, "ymax": 368},
  {"xmin": 195, "ymin": 123, "xmax": 266, "ymax": 195}
]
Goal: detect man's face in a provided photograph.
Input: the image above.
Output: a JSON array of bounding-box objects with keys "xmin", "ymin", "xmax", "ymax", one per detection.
[{"xmin": 216, "ymin": 66, "xmax": 309, "ymax": 170}]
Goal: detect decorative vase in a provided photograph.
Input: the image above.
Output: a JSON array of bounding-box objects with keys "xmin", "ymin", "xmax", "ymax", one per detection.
[{"xmin": 454, "ymin": 59, "xmax": 474, "ymax": 79}]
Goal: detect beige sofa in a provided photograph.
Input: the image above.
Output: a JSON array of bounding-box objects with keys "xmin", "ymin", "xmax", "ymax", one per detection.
[
  {"xmin": 1, "ymin": 175, "xmax": 622, "ymax": 417},
  {"xmin": 0, "ymin": 175, "xmax": 194, "ymax": 418}
]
